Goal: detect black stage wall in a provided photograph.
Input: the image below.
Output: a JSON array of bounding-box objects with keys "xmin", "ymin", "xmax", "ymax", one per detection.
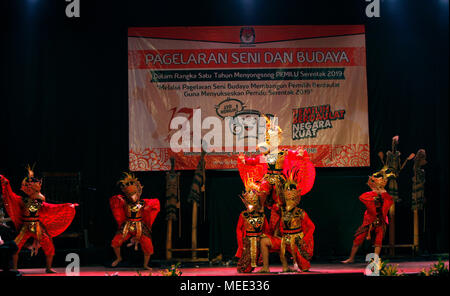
[{"xmin": 0, "ymin": 0, "xmax": 448, "ymax": 263}]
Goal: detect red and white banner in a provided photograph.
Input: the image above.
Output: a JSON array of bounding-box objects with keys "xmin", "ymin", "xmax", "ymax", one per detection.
[{"xmin": 128, "ymin": 25, "xmax": 370, "ymax": 171}]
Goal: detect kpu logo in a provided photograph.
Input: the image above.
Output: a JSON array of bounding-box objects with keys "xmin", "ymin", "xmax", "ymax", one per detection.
[{"xmin": 240, "ymin": 27, "xmax": 256, "ymax": 46}]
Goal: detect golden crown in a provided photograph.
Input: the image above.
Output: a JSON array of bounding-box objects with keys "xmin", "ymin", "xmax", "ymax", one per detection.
[
  {"xmin": 371, "ymin": 166, "xmax": 397, "ymax": 180},
  {"xmin": 243, "ymin": 177, "xmax": 260, "ymax": 192},
  {"xmin": 118, "ymin": 172, "xmax": 139, "ymax": 187},
  {"xmin": 262, "ymin": 115, "xmax": 283, "ymax": 138},
  {"xmin": 240, "ymin": 176, "xmax": 267, "ymax": 209},
  {"xmin": 368, "ymin": 166, "xmax": 396, "ymax": 190},
  {"xmin": 22, "ymin": 164, "xmax": 41, "ymax": 184}
]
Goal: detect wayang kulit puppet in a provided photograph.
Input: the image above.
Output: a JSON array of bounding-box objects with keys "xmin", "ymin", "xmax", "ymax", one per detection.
[
  {"xmin": 0, "ymin": 166, "xmax": 78, "ymax": 273},
  {"xmin": 110, "ymin": 173, "xmax": 160, "ymax": 270},
  {"xmin": 411, "ymin": 149, "xmax": 427, "ymax": 252},
  {"xmin": 377, "ymin": 135, "xmax": 414, "ymax": 255},
  {"xmin": 411, "ymin": 149, "xmax": 426, "ymax": 211},
  {"xmin": 378, "ymin": 135, "xmax": 415, "ymax": 203}
]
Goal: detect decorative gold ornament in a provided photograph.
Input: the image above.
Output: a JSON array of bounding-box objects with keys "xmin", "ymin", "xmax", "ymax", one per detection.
[{"xmin": 367, "ymin": 166, "xmax": 397, "ymax": 191}]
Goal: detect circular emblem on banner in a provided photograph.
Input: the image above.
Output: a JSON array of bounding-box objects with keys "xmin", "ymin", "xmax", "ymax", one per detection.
[{"xmin": 240, "ymin": 27, "xmax": 255, "ymax": 44}]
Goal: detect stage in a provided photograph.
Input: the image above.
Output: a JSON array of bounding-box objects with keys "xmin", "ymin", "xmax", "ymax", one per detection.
[{"xmin": 16, "ymin": 259, "xmax": 447, "ymax": 276}]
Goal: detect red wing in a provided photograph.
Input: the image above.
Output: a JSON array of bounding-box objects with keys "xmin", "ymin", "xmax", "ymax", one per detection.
[
  {"xmin": 110, "ymin": 195, "xmax": 127, "ymax": 227},
  {"xmin": 284, "ymin": 150, "xmax": 316, "ymax": 196},
  {"xmin": 142, "ymin": 198, "xmax": 160, "ymax": 229},
  {"xmin": 39, "ymin": 202, "xmax": 76, "ymax": 237},
  {"xmin": 1, "ymin": 178, "xmax": 24, "ymax": 230}
]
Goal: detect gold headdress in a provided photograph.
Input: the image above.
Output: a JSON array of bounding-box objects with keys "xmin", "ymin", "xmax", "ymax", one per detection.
[
  {"xmin": 278, "ymin": 169, "xmax": 301, "ymax": 211},
  {"xmin": 262, "ymin": 114, "xmax": 283, "ymax": 134},
  {"xmin": 240, "ymin": 176, "xmax": 268, "ymax": 212},
  {"xmin": 21, "ymin": 164, "xmax": 41, "ymax": 183},
  {"xmin": 258, "ymin": 115, "xmax": 283, "ymax": 154},
  {"xmin": 21, "ymin": 164, "xmax": 42, "ymax": 194},
  {"xmin": 367, "ymin": 166, "xmax": 396, "ymax": 191},
  {"xmin": 243, "ymin": 176, "xmax": 260, "ymax": 192},
  {"xmin": 26, "ymin": 164, "xmax": 34, "ymax": 177},
  {"xmin": 118, "ymin": 172, "xmax": 142, "ymax": 198}
]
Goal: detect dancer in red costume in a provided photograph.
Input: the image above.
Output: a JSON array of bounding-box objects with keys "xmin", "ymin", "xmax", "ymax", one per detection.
[
  {"xmin": 110, "ymin": 173, "xmax": 160, "ymax": 270},
  {"xmin": 0, "ymin": 166, "xmax": 77, "ymax": 273},
  {"xmin": 234, "ymin": 167, "xmax": 271, "ymax": 273},
  {"xmin": 275, "ymin": 158, "xmax": 316, "ymax": 272},
  {"xmin": 341, "ymin": 167, "xmax": 395, "ymax": 263}
]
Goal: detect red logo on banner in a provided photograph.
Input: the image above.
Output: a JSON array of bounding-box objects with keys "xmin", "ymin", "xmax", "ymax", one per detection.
[{"xmin": 240, "ymin": 27, "xmax": 255, "ymax": 44}]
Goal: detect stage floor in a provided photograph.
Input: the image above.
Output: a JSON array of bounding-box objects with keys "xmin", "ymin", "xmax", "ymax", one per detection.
[{"xmin": 17, "ymin": 260, "xmax": 447, "ymax": 276}]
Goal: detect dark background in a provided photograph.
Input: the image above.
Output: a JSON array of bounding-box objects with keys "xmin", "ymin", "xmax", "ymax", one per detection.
[{"xmin": 0, "ymin": 0, "xmax": 448, "ymax": 266}]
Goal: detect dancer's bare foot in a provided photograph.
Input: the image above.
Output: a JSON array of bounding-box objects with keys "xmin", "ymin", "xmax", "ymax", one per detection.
[
  {"xmin": 257, "ymin": 267, "xmax": 271, "ymax": 273},
  {"xmin": 45, "ymin": 268, "xmax": 57, "ymax": 274},
  {"xmin": 281, "ymin": 267, "xmax": 295, "ymax": 272},
  {"xmin": 143, "ymin": 265, "xmax": 152, "ymax": 271},
  {"xmin": 341, "ymin": 258, "xmax": 354, "ymax": 264},
  {"xmin": 111, "ymin": 257, "xmax": 122, "ymax": 267}
]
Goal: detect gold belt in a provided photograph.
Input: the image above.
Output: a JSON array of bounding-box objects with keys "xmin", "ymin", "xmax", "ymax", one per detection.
[
  {"xmin": 14, "ymin": 221, "xmax": 42, "ymax": 245},
  {"xmin": 122, "ymin": 220, "xmax": 142, "ymax": 240},
  {"xmin": 249, "ymin": 236, "xmax": 258, "ymax": 268},
  {"xmin": 280, "ymin": 232, "xmax": 304, "ymax": 261}
]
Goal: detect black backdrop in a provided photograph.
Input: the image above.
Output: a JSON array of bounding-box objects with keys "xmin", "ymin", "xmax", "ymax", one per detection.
[{"xmin": 0, "ymin": 0, "xmax": 448, "ymax": 264}]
